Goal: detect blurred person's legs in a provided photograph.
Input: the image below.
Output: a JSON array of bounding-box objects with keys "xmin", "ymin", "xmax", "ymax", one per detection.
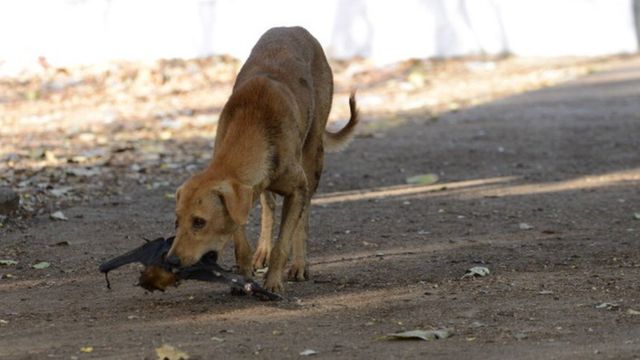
[{"xmin": 635, "ymin": 0, "xmax": 640, "ymax": 48}]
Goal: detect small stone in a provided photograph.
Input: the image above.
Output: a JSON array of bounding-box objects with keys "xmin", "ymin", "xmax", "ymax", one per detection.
[{"xmin": 0, "ymin": 187, "xmax": 19, "ymax": 215}]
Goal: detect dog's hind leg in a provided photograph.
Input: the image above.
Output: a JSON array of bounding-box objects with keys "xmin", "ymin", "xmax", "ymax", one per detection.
[
  {"xmin": 288, "ymin": 204, "xmax": 310, "ymax": 281},
  {"xmin": 253, "ymin": 191, "xmax": 276, "ymax": 270},
  {"xmin": 287, "ymin": 147, "xmax": 322, "ymax": 282}
]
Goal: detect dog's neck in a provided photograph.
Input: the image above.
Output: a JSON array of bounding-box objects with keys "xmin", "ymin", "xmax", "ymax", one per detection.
[
  {"xmin": 208, "ymin": 113, "xmax": 270, "ymax": 189},
  {"xmin": 206, "ymin": 76, "xmax": 281, "ymax": 189}
]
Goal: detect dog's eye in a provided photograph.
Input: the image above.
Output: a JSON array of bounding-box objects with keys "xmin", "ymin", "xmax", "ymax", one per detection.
[{"xmin": 192, "ymin": 217, "xmax": 206, "ymax": 229}]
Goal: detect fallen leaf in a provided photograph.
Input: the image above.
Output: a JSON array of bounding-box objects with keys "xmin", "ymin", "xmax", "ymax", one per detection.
[
  {"xmin": 43, "ymin": 150, "xmax": 57, "ymax": 162},
  {"xmin": 0, "ymin": 319, "xmax": 9, "ymax": 324},
  {"xmin": 80, "ymin": 346, "xmax": 93, "ymax": 353},
  {"xmin": 155, "ymin": 344, "xmax": 190, "ymax": 360},
  {"xmin": 32, "ymin": 262, "xmax": 50, "ymax": 269},
  {"xmin": 210, "ymin": 337, "xmax": 224, "ymax": 342},
  {"xmin": 50, "ymin": 211, "xmax": 68, "ymax": 221},
  {"xmin": 406, "ymin": 173, "xmax": 439, "ymax": 186},
  {"xmin": 462, "ymin": 266, "xmax": 490, "ymax": 278},
  {"xmin": 513, "ymin": 333, "xmax": 528, "ymax": 341},
  {"xmin": 627, "ymin": 309, "xmax": 640, "ymax": 315},
  {"xmin": 519, "ymin": 223, "xmax": 533, "ymax": 230},
  {"xmin": 634, "ymin": 212, "xmax": 640, "ymax": 220},
  {"xmin": 386, "ymin": 329, "xmax": 453, "ymax": 341},
  {"xmin": 538, "ymin": 290, "xmax": 554, "ymax": 295},
  {"xmin": 66, "ymin": 167, "xmax": 101, "ymax": 177},
  {"xmin": 470, "ymin": 321, "xmax": 486, "ymax": 328},
  {"xmin": 299, "ymin": 349, "xmax": 318, "ymax": 356},
  {"xmin": 595, "ymin": 302, "xmax": 619, "ymax": 311},
  {"xmin": 0, "ymin": 259, "xmax": 18, "ymax": 266},
  {"xmin": 50, "ymin": 187, "xmax": 73, "ymax": 197}
]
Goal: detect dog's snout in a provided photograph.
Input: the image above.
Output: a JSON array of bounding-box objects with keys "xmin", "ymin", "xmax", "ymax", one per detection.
[{"xmin": 166, "ymin": 255, "xmax": 181, "ymax": 267}]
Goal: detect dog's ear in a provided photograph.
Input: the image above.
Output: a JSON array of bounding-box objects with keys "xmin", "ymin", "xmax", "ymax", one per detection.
[
  {"xmin": 175, "ymin": 185, "xmax": 183, "ymax": 202},
  {"xmin": 214, "ymin": 180, "xmax": 253, "ymax": 225}
]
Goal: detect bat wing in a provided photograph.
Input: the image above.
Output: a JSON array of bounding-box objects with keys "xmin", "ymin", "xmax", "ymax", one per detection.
[
  {"xmin": 177, "ymin": 262, "xmax": 282, "ymax": 301},
  {"xmin": 99, "ymin": 237, "xmax": 173, "ymax": 273}
]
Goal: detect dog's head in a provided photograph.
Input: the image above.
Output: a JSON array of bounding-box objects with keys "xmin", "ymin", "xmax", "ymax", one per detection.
[{"xmin": 167, "ymin": 173, "xmax": 253, "ymax": 267}]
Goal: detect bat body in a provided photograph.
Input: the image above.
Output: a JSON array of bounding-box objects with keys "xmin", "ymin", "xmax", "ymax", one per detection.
[{"xmin": 99, "ymin": 236, "xmax": 281, "ymax": 301}]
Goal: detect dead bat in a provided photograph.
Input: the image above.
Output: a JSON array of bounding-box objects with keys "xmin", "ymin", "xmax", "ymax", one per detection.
[
  {"xmin": 99, "ymin": 236, "xmax": 173, "ymax": 288},
  {"xmin": 139, "ymin": 265, "xmax": 178, "ymax": 292},
  {"xmin": 99, "ymin": 236, "xmax": 282, "ymax": 301}
]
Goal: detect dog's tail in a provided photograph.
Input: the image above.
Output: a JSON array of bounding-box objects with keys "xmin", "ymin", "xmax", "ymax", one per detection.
[{"xmin": 324, "ymin": 92, "xmax": 359, "ymax": 153}]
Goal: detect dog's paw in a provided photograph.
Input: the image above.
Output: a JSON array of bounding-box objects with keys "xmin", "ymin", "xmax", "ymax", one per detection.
[
  {"xmin": 287, "ymin": 262, "xmax": 309, "ymax": 282},
  {"xmin": 232, "ymin": 264, "xmax": 254, "ymax": 279},
  {"xmin": 264, "ymin": 272, "xmax": 284, "ymax": 294},
  {"xmin": 252, "ymin": 247, "xmax": 270, "ymax": 271}
]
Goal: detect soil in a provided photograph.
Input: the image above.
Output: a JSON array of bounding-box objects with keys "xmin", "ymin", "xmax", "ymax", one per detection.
[{"xmin": 1, "ymin": 56, "xmax": 640, "ymax": 359}]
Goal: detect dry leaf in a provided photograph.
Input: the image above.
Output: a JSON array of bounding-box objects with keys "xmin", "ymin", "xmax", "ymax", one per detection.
[
  {"xmin": 32, "ymin": 261, "xmax": 50, "ymax": 269},
  {"xmin": 462, "ymin": 266, "xmax": 490, "ymax": 278},
  {"xmin": 406, "ymin": 173, "xmax": 439, "ymax": 185},
  {"xmin": 0, "ymin": 259, "xmax": 18, "ymax": 266},
  {"xmin": 518, "ymin": 223, "xmax": 533, "ymax": 230},
  {"xmin": 155, "ymin": 344, "xmax": 190, "ymax": 360},
  {"xmin": 595, "ymin": 302, "xmax": 619, "ymax": 311},
  {"xmin": 50, "ymin": 211, "xmax": 68, "ymax": 221},
  {"xmin": 80, "ymin": 346, "xmax": 93, "ymax": 353},
  {"xmin": 50, "ymin": 187, "xmax": 73, "ymax": 197},
  {"xmin": 299, "ymin": 349, "xmax": 318, "ymax": 356},
  {"xmin": 386, "ymin": 329, "xmax": 453, "ymax": 341}
]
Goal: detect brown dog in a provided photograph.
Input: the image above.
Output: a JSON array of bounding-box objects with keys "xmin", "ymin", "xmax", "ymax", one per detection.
[{"xmin": 167, "ymin": 26, "xmax": 358, "ymax": 293}]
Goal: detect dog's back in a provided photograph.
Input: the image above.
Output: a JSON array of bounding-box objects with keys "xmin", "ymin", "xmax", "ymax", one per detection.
[{"xmin": 234, "ymin": 27, "xmax": 333, "ymax": 137}]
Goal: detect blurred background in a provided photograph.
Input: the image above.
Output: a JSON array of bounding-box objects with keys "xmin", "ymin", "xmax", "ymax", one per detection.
[
  {"xmin": 0, "ymin": 0, "xmax": 638, "ymax": 73},
  {"xmin": 4, "ymin": 3, "xmax": 640, "ymax": 358},
  {"xmin": 1, "ymin": 0, "xmax": 639, "ymax": 217}
]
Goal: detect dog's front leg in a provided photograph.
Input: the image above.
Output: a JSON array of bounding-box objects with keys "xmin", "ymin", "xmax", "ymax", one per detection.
[
  {"xmin": 233, "ymin": 226, "xmax": 253, "ymax": 278},
  {"xmin": 252, "ymin": 191, "xmax": 276, "ymax": 270},
  {"xmin": 265, "ymin": 181, "xmax": 308, "ymax": 293}
]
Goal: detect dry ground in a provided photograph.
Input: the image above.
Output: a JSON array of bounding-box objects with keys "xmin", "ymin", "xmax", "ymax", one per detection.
[{"xmin": 1, "ymin": 55, "xmax": 640, "ymax": 359}]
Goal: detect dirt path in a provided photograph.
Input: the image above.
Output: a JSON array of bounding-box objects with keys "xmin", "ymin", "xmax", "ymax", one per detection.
[{"xmin": 2, "ymin": 58, "xmax": 640, "ymax": 359}]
